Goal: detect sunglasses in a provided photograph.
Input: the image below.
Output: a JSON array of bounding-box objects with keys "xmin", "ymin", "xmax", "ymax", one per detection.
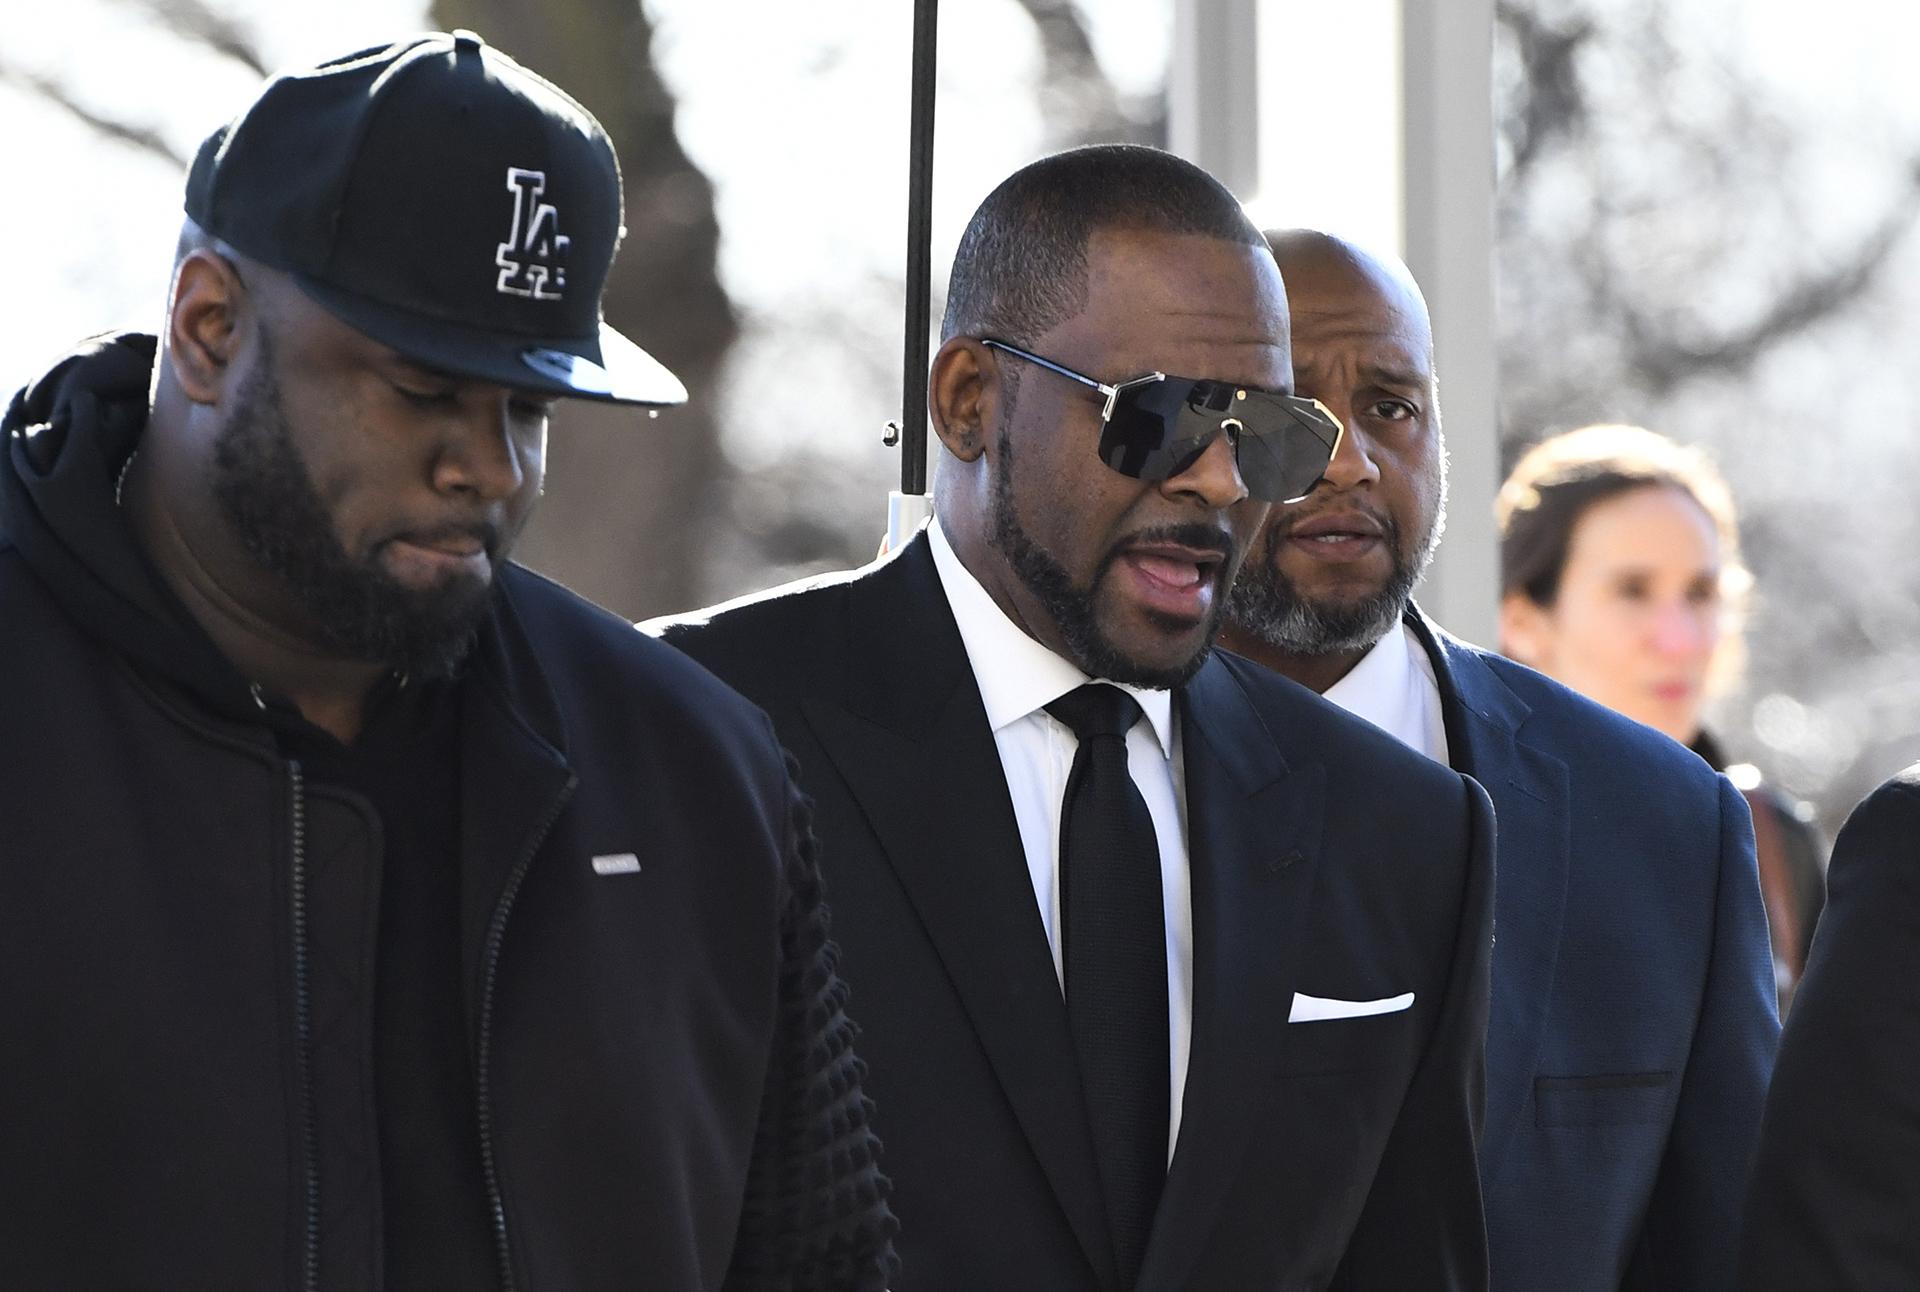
[{"xmin": 981, "ymin": 338, "xmax": 1343, "ymax": 504}]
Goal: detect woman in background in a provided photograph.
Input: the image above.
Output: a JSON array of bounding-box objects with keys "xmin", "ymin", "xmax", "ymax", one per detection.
[{"xmin": 1496, "ymin": 424, "xmax": 1824, "ymax": 1011}]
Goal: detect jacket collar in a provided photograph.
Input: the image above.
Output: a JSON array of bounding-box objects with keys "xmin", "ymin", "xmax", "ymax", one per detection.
[
  {"xmin": 454, "ymin": 566, "xmax": 577, "ymax": 1022},
  {"xmin": 2, "ymin": 332, "xmax": 267, "ymax": 727}
]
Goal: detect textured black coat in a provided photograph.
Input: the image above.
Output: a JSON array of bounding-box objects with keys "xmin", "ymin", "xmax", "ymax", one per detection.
[{"xmin": 0, "ymin": 335, "xmax": 896, "ymax": 1290}]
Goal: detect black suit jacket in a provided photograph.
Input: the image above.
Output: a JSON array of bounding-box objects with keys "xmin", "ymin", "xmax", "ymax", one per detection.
[
  {"xmin": 1738, "ymin": 763, "xmax": 1920, "ymax": 1288},
  {"xmin": 1409, "ymin": 612, "xmax": 1777, "ymax": 1290},
  {"xmin": 651, "ymin": 536, "xmax": 1496, "ymax": 1291}
]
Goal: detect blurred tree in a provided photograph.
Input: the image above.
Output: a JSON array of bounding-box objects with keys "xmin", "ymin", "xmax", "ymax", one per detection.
[
  {"xmin": 1494, "ymin": 0, "xmax": 1920, "ymax": 829},
  {"xmin": 0, "ymin": 0, "xmax": 266, "ymax": 167},
  {"xmin": 1495, "ymin": 0, "xmax": 1920, "ymax": 438},
  {"xmin": 0, "ymin": 63, "xmax": 188, "ymax": 165},
  {"xmin": 1011, "ymin": 0, "xmax": 1166, "ymax": 145}
]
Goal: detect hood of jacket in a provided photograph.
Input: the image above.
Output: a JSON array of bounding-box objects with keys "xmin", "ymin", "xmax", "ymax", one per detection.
[{"xmin": 1, "ymin": 332, "xmax": 268, "ymax": 726}]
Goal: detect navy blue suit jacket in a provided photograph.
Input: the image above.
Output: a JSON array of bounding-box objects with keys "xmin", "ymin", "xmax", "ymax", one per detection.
[{"xmin": 1407, "ymin": 610, "xmax": 1778, "ymax": 1291}]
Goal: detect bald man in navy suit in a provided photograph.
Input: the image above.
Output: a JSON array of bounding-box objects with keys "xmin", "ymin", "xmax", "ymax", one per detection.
[{"xmin": 1221, "ymin": 229, "xmax": 1778, "ymax": 1290}]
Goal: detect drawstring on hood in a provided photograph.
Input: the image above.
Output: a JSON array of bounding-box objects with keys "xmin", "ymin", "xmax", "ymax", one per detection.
[{"xmin": 1, "ymin": 332, "xmax": 268, "ymax": 726}]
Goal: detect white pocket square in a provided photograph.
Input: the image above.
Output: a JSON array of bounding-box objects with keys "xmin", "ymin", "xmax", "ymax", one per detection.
[{"xmin": 1288, "ymin": 991, "xmax": 1416, "ymax": 1023}]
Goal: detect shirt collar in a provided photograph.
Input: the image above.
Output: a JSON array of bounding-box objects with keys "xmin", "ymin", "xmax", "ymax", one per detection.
[
  {"xmin": 1322, "ymin": 620, "xmax": 1443, "ymax": 758},
  {"xmin": 1323, "ymin": 623, "xmax": 1414, "ymax": 724},
  {"xmin": 928, "ymin": 519, "xmax": 1176, "ymax": 757}
]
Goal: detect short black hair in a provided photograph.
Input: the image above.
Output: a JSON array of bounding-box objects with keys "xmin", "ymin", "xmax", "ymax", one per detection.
[{"xmin": 940, "ymin": 144, "xmax": 1266, "ymax": 345}]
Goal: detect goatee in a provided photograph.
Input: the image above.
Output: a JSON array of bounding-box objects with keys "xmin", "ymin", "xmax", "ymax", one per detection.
[
  {"xmin": 1227, "ymin": 492, "xmax": 1446, "ymax": 656},
  {"xmin": 989, "ymin": 428, "xmax": 1226, "ymax": 690}
]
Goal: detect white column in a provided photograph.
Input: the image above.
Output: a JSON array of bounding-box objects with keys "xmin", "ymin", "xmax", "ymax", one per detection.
[
  {"xmin": 1176, "ymin": 0, "xmax": 1503, "ymax": 648},
  {"xmin": 1248, "ymin": 0, "xmax": 1405, "ymax": 256},
  {"xmin": 1400, "ymin": 0, "xmax": 1500, "ymax": 647},
  {"xmin": 1167, "ymin": 0, "xmax": 1260, "ymax": 195}
]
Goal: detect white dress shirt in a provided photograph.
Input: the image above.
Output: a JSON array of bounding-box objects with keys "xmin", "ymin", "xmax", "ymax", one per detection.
[
  {"xmin": 1322, "ymin": 621, "xmax": 1450, "ymax": 766},
  {"xmin": 928, "ymin": 520, "xmax": 1194, "ymax": 1162}
]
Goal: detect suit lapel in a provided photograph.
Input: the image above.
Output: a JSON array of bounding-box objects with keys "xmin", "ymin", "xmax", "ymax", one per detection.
[
  {"xmin": 797, "ymin": 540, "xmax": 1118, "ymax": 1289},
  {"xmin": 1137, "ymin": 657, "xmax": 1326, "ymax": 1292},
  {"xmin": 1407, "ymin": 610, "xmax": 1570, "ymax": 1190}
]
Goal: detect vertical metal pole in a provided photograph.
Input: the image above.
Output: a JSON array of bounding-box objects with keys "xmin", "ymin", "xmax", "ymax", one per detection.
[
  {"xmin": 898, "ymin": 0, "xmax": 939, "ymax": 497},
  {"xmin": 887, "ymin": 0, "xmax": 939, "ymax": 549}
]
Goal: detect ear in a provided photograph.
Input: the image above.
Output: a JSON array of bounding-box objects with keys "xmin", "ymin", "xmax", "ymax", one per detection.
[
  {"xmin": 929, "ymin": 337, "xmax": 995, "ymax": 464},
  {"xmin": 1498, "ymin": 592, "xmax": 1554, "ymax": 669},
  {"xmin": 166, "ymin": 250, "xmax": 247, "ymax": 406}
]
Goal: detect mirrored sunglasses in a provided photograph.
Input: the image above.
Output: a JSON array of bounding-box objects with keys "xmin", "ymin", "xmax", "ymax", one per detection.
[{"xmin": 981, "ymin": 338, "xmax": 1343, "ymax": 504}]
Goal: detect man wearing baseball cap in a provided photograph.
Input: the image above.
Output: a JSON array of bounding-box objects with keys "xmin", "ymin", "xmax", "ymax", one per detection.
[{"xmin": 0, "ymin": 31, "xmax": 895, "ymax": 1290}]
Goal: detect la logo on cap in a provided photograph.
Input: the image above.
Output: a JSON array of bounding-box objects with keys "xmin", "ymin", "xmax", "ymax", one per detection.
[{"xmin": 496, "ymin": 167, "xmax": 570, "ymax": 300}]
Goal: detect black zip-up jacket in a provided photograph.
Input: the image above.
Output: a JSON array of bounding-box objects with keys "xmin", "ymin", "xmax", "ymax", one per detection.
[{"xmin": 0, "ymin": 334, "xmax": 897, "ymax": 1290}]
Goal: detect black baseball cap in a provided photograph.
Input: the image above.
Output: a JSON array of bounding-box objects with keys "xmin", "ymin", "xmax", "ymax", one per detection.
[{"xmin": 185, "ymin": 30, "xmax": 686, "ymax": 407}]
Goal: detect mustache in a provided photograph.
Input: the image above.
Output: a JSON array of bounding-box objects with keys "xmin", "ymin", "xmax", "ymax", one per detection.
[{"xmin": 1113, "ymin": 521, "xmax": 1235, "ymax": 562}]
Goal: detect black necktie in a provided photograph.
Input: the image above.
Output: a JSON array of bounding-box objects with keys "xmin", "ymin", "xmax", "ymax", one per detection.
[{"xmin": 1045, "ymin": 683, "xmax": 1169, "ymax": 1288}]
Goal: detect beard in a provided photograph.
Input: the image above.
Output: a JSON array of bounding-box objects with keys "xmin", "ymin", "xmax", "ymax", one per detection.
[
  {"xmin": 988, "ymin": 428, "xmax": 1227, "ymax": 690},
  {"xmin": 1228, "ymin": 478, "xmax": 1447, "ymax": 657},
  {"xmin": 211, "ymin": 331, "xmax": 499, "ymax": 681}
]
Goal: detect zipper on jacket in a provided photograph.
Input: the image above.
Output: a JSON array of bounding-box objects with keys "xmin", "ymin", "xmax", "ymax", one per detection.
[
  {"xmin": 475, "ymin": 775, "xmax": 577, "ymax": 1292},
  {"xmin": 288, "ymin": 761, "xmax": 321, "ymax": 1292}
]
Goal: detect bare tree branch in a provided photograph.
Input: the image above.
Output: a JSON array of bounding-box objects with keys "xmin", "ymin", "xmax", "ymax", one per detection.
[
  {"xmin": 0, "ymin": 0, "xmax": 269, "ymax": 172},
  {"xmin": 0, "ymin": 63, "xmax": 186, "ymax": 166},
  {"xmin": 1012, "ymin": 0, "xmax": 1110, "ymax": 91},
  {"xmin": 1494, "ymin": 0, "xmax": 1920, "ymax": 827},
  {"xmin": 111, "ymin": 0, "xmax": 269, "ymax": 77},
  {"xmin": 1007, "ymin": 0, "xmax": 1163, "ymax": 145},
  {"xmin": 1495, "ymin": 0, "xmax": 1593, "ymax": 182},
  {"xmin": 1620, "ymin": 160, "xmax": 1920, "ymax": 393}
]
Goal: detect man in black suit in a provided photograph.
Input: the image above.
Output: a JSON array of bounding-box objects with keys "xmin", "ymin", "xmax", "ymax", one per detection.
[
  {"xmin": 1740, "ymin": 764, "xmax": 1920, "ymax": 1286},
  {"xmin": 653, "ymin": 146, "xmax": 1495, "ymax": 1291},
  {"xmin": 1220, "ymin": 230, "xmax": 1779, "ymax": 1290}
]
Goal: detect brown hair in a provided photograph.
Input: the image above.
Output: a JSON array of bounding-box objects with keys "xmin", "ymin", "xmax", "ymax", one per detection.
[{"xmin": 1496, "ymin": 423, "xmax": 1749, "ymax": 608}]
